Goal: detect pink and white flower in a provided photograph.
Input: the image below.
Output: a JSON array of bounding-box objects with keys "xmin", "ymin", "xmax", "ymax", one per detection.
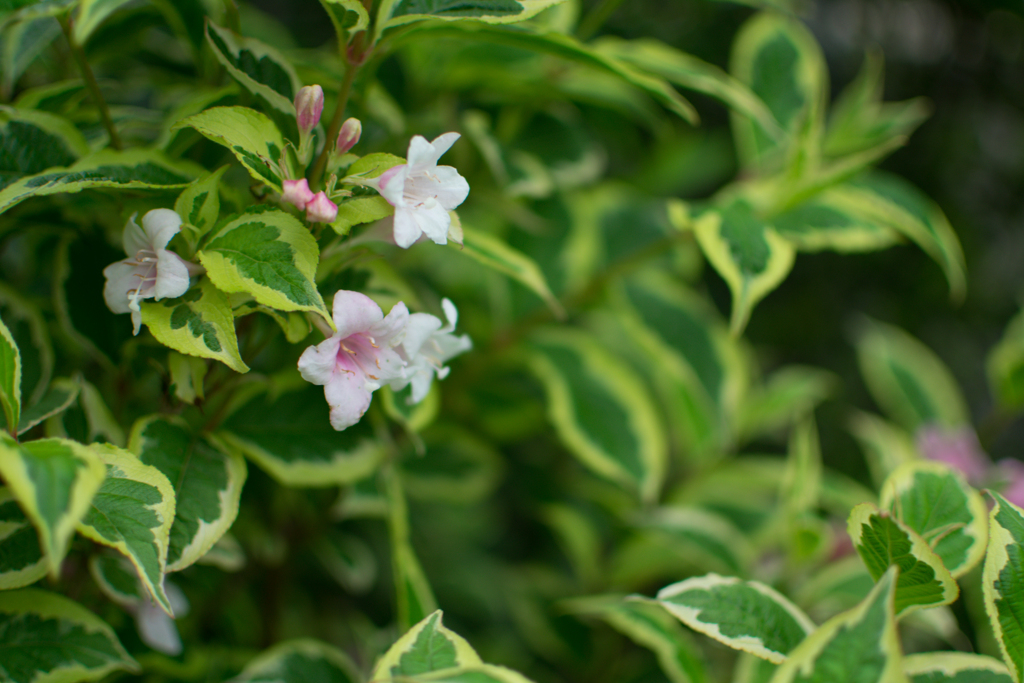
[
  {"xmin": 102, "ymin": 209, "xmax": 201, "ymax": 335},
  {"xmin": 369, "ymin": 132, "xmax": 469, "ymax": 248},
  {"xmin": 298, "ymin": 290, "xmax": 409, "ymax": 431},
  {"xmin": 282, "ymin": 178, "xmax": 316, "ymax": 211},
  {"xmin": 390, "ymin": 298, "xmax": 471, "ymax": 404},
  {"xmin": 306, "ymin": 191, "xmax": 338, "ymax": 223}
]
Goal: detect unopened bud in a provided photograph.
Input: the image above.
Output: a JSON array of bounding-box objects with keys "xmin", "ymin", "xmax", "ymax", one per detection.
[
  {"xmin": 306, "ymin": 191, "xmax": 338, "ymax": 223},
  {"xmin": 335, "ymin": 117, "xmax": 362, "ymax": 154},
  {"xmin": 282, "ymin": 178, "xmax": 315, "ymax": 211},
  {"xmin": 294, "ymin": 85, "xmax": 324, "ymax": 135}
]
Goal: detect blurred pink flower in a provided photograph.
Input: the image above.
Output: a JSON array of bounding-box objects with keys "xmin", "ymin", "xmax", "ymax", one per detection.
[{"xmin": 915, "ymin": 425, "xmax": 989, "ymax": 484}]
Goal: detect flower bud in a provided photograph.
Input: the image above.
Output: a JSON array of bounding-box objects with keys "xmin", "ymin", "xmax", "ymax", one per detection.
[
  {"xmin": 335, "ymin": 117, "xmax": 362, "ymax": 154},
  {"xmin": 306, "ymin": 191, "xmax": 338, "ymax": 223},
  {"xmin": 294, "ymin": 85, "xmax": 324, "ymax": 135},
  {"xmin": 282, "ymin": 178, "xmax": 315, "ymax": 211}
]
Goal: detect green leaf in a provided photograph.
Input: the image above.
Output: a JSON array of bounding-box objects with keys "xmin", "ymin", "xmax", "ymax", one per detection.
[
  {"xmin": 595, "ymin": 36, "xmax": 782, "ymax": 141},
  {"xmin": 689, "ymin": 200, "xmax": 796, "ymax": 335},
  {"xmin": 770, "ymin": 188, "xmax": 902, "ymax": 253},
  {"xmin": 331, "ymin": 196, "xmax": 395, "ymax": 235},
  {"xmin": 229, "ymin": 639, "xmax": 360, "ymax": 683},
  {"xmin": 205, "ymin": 21, "xmax": 301, "ymax": 118},
  {"xmin": 319, "ymin": 0, "xmax": 369, "ymax": 50},
  {"xmin": 174, "ymin": 166, "xmax": 227, "ymax": 249},
  {"xmin": 847, "ymin": 502, "xmax": 958, "ymax": 617},
  {"xmin": 18, "ymin": 377, "xmax": 79, "ymax": 435},
  {"xmin": 173, "ymin": 106, "xmax": 288, "ymax": 191},
  {"xmin": 0, "ymin": 284, "xmax": 53, "ymax": 408},
  {"xmin": 614, "ymin": 272, "xmax": 741, "ymax": 461},
  {"xmin": 129, "ymin": 416, "xmax": 247, "ymax": 572},
  {"xmin": 855, "ymin": 319, "xmax": 968, "ymax": 432},
  {"xmin": 402, "ymin": 427, "xmax": 500, "ymax": 504},
  {"xmin": 0, "ymin": 588, "xmax": 139, "ymax": 682},
  {"xmin": 1, "ymin": 17, "xmax": 61, "ymax": 96},
  {"xmin": 640, "ymin": 507, "xmax": 752, "ymax": 576},
  {"xmin": 983, "ymin": 491, "xmax": 1024, "ymax": 682},
  {"xmin": 168, "ymin": 351, "xmax": 207, "ymax": 404},
  {"xmin": 456, "ymin": 226, "xmax": 564, "ymax": 318},
  {"xmin": 76, "ymin": 443, "xmax": 177, "ymax": 616},
  {"xmin": 140, "ymin": 277, "xmax": 249, "ymax": 374},
  {"xmin": 0, "ymin": 0, "xmax": 76, "ymax": 26},
  {"xmin": 0, "ymin": 148, "xmax": 198, "ymax": 217},
  {"xmin": 729, "ymin": 11, "xmax": 827, "ymax": 174},
  {"xmin": 371, "ymin": 610, "xmax": 483, "ymax": 681},
  {"xmin": 73, "ymin": 0, "xmax": 134, "ymax": 43},
  {"xmin": 218, "ymin": 384, "xmax": 383, "ymax": 487},
  {"xmin": 780, "ymin": 417, "xmax": 822, "ymax": 518},
  {"xmin": 0, "ymin": 486, "xmax": 46, "ymax": 589},
  {"xmin": 394, "ymin": 23, "xmax": 697, "ymax": 123},
  {"xmin": 739, "ymin": 365, "xmax": 835, "ymax": 440},
  {"xmin": 0, "ymin": 106, "xmax": 88, "ymax": 191},
  {"xmin": 314, "ymin": 530, "xmax": 376, "ymax": 594},
  {"xmin": 848, "ymin": 411, "xmax": 919, "ymax": 488},
  {"xmin": 199, "ymin": 205, "xmax": 331, "ymax": 323},
  {"xmin": 386, "ymin": 467, "xmax": 439, "ymax": 632},
  {"xmin": 987, "ymin": 308, "xmax": 1024, "ymax": 410},
  {"xmin": 378, "ymin": 0, "xmax": 565, "ymax": 32},
  {"xmin": 903, "ymin": 652, "xmax": 1014, "ymax": 683},
  {"xmin": 841, "ymin": 172, "xmax": 966, "ymax": 301},
  {"xmin": 771, "ymin": 566, "xmax": 903, "ymax": 683},
  {"xmin": 880, "ymin": 461, "xmax": 987, "ymax": 579},
  {"xmin": 0, "ymin": 312, "xmax": 20, "ymax": 434},
  {"xmin": 526, "ymin": 328, "xmax": 667, "ymax": 502},
  {"xmin": 566, "ymin": 595, "xmax": 706, "ymax": 683},
  {"xmin": 402, "ymin": 664, "xmax": 540, "ymax": 683},
  {"xmin": 0, "ymin": 435, "xmax": 105, "ymax": 576},
  {"xmin": 657, "ymin": 574, "xmax": 815, "ymax": 664},
  {"xmin": 89, "ymin": 554, "xmax": 145, "ymax": 607},
  {"xmin": 824, "ymin": 51, "xmax": 930, "ymax": 160}
]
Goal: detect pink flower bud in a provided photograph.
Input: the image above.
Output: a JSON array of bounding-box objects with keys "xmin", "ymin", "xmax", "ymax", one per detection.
[
  {"xmin": 306, "ymin": 192, "xmax": 338, "ymax": 223},
  {"xmin": 335, "ymin": 117, "xmax": 362, "ymax": 154},
  {"xmin": 294, "ymin": 85, "xmax": 324, "ymax": 134},
  {"xmin": 282, "ymin": 178, "xmax": 316, "ymax": 211}
]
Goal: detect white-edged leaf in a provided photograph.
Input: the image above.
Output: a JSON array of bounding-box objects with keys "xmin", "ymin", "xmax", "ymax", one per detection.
[
  {"xmin": 903, "ymin": 652, "xmax": 1013, "ymax": 683},
  {"xmin": 229, "ymin": 639, "xmax": 360, "ymax": 683},
  {"xmin": 0, "ymin": 312, "xmax": 20, "ymax": 434},
  {"xmin": 983, "ymin": 491, "xmax": 1024, "ymax": 682},
  {"xmin": 371, "ymin": 609, "xmax": 483, "ymax": 681},
  {"xmin": 17, "ymin": 377, "xmax": 79, "ymax": 435},
  {"xmin": 129, "ymin": 415, "xmax": 247, "ymax": 572},
  {"xmin": 205, "ymin": 21, "xmax": 301, "ymax": 118},
  {"xmin": 657, "ymin": 574, "xmax": 815, "ymax": 664},
  {"xmin": 0, "ymin": 486, "xmax": 46, "ymax": 589},
  {"xmin": 0, "ymin": 434, "xmax": 105, "ymax": 576},
  {"xmin": 76, "ymin": 444, "xmax": 177, "ymax": 616}
]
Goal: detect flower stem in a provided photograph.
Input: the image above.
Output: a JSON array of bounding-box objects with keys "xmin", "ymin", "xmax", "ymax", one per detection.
[
  {"xmin": 59, "ymin": 15, "xmax": 122, "ymax": 150},
  {"xmin": 310, "ymin": 61, "xmax": 358, "ymax": 190}
]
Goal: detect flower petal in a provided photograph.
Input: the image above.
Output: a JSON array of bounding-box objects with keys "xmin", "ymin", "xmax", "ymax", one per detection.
[
  {"xmin": 403, "ymin": 312, "xmax": 442, "ymax": 358},
  {"xmin": 408, "ymin": 365, "xmax": 434, "ymax": 404},
  {"xmin": 406, "ymin": 135, "xmax": 438, "ymax": 172},
  {"xmin": 122, "ymin": 213, "xmax": 149, "ymax": 257},
  {"xmin": 102, "ymin": 260, "xmax": 140, "ymax": 314},
  {"xmin": 392, "ymin": 207, "xmax": 423, "ymax": 248},
  {"xmin": 153, "ymin": 251, "xmax": 192, "ymax": 300},
  {"xmin": 440, "ymin": 298, "xmax": 459, "ymax": 332},
  {"xmin": 415, "ymin": 203, "xmax": 452, "ymax": 245},
  {"xmin": 141, "ymin": 209, "xmax": 183, "ymax": 250},
  {"xmin": 332, "ymin": 290, "xmax": 384, "ymax": 339},
  {"xmin": 377, "ymin": 165, "xmax": 409, "ymax": 208},
  {"xmin": 434, "ymin": 332, "xmax": 472, "ymax": 363},
  {"xmin": 324, "ymin": 369, "xmax": 373, "ymax": 431},
  {"xmin": 430, "ymin": 165, "xmax": 470, "ymax": 210},
  {"xmin": 298, "ymin": 336, "xmax": 341, "ymax": 386}
]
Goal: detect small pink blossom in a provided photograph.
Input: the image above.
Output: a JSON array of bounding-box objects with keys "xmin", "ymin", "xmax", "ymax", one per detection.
[
  {"xmin": 282, "ymin": 178, "xmax": 315, "ymax": 211},
  {"xmin": 306, "ymin": 191, "xmax": 338, "ymax": 223},
  {"xmin": 298, "ymin": 290, "xmax": 408, "ymax": 431},
  {"xmin": 102, "ymin": 209, "xmax": 201, "ymax": 335},
  {"xmin": 368, "ymin": 132, "xmax": 469, "ymax": 248},
  {"xmin": 915, "ymin": 425, "xmax": 989, "ymax": 484},
  {"xmin": 336, "ymin": 117, "xmax": 362, "ymax": 154},
  {"xmin": 294, "ymin": 85, "xmax": 324, "ymax": 135}
]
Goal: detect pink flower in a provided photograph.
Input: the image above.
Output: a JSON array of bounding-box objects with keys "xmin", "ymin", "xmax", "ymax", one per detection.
[
  {"xmin": 915, "ymin": 425, "xmax": 989, "ymax": 484},
  {"xmin": 298, "ymin": 290, "xmax": 408, "ymax": 431},
  {"xmin": 306, "ymin": 191, "xmax": 338, "ymax": 223},
  {"xmin": 102, "ymin": 209, "xmax": 201, "ymax": 335},
  {"xmin": 368, "ymin": 132, "xmax": 469, "ymax": 248},
  {"xmin": 282, "ymin": 178, "xmax": 315, "ymax": 211},
  {"xmin": 294, "ymin": 85, "xmax": 324, "ymax": 135},
  {"xmin": 336, "ymin": 117, "xmax": 362, "ymax": 154},
  {"xmin": 389, "ymin": 298, "xmax": 471, "ymax": 404},
  {"xmin": 998, "ymin": 459, "xmax": 1024, "ymax": 508}
]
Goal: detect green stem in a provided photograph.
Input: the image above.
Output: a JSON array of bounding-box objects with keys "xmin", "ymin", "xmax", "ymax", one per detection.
[
  {"xmin": 310, "ymin": 61, "xmax": 358, "ymax": 190},
  {"xmin": 60, "ymin": 15, "xmax": 122, "ymax": 150},
  {"xmin": 576, "ymin": 0, "xmax": 626, "ymax": 41},
  {"xmin": 224, "ymin": 0, "xmax": 241, "ymax": 34}
]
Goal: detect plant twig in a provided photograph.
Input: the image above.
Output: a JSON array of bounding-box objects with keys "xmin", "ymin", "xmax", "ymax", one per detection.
[{"xmin": 59, "ymin": 15, "xmax": 122, "ymax": 150}]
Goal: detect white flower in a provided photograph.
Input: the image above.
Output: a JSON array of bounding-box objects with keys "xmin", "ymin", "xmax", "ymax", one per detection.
[
  {"xmin": 102, "ymin": 209, "xmax": 201, "ymax": 335},
  {"xmin": 390, "ymin": 298, "xmax": 471, "ymax": 404},
  {"xmin": 370, "ymin": 132, "xmax": 469, "ymax": 248},
  {"xmin": 298, "ymin": 290, "xmax": 409, "ymax": 431}
]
